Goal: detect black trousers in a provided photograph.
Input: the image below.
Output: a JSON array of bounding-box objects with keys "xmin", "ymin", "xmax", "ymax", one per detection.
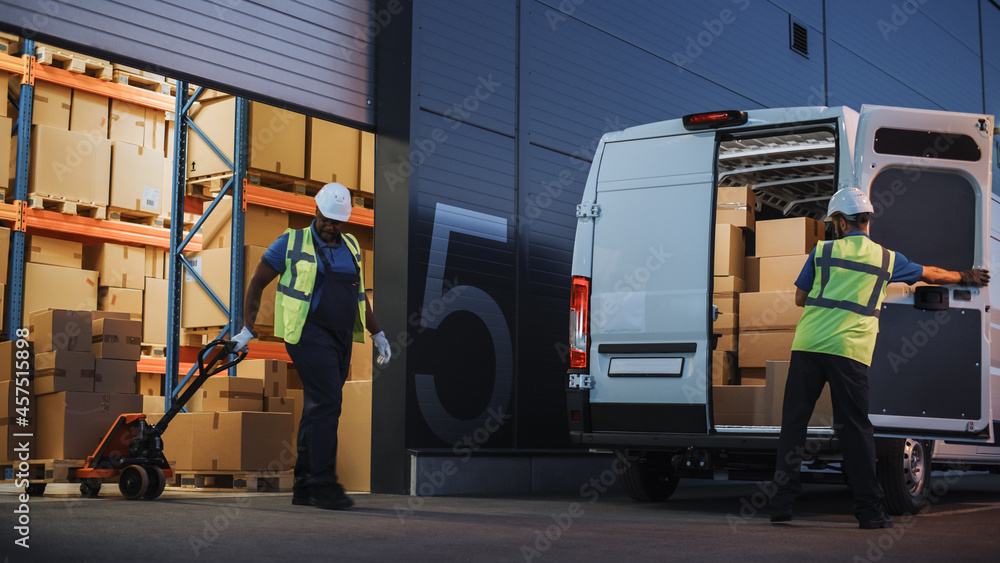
[{"xmin": 771, "ymin": 350, "xmax": 884, "ymax": 521}]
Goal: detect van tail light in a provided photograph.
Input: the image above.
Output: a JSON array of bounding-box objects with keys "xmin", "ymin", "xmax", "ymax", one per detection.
[
  {"xmin": 682, "ymin": 110, "xmax": 748, "ymax": 130},
  {"xmin": 570, "ymin": 276, "xmax": 591, "ymax": 369}
]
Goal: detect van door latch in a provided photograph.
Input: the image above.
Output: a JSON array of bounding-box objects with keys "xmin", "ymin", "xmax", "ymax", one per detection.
[
  {"xmin": 576, "ymin": 203, "xmax": 601, "ymax": 219},
  {"xmin": 569, "ymin": 374, "xmax": 594, "ymax": 389}
]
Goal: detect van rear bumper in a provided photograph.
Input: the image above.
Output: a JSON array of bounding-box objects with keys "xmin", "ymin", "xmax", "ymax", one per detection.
[{"xmin": 569, "ymin": 430, "xmax": 840, "ymax": 454}]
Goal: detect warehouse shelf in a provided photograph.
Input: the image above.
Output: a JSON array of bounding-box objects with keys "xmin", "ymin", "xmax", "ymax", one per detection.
[
  {"xmin": 0, "ymin": 203, "xmax": 201, "ymax": 250},
  {"xmin": 0, "ymin": 52, "xmax": 175, "ymax": 112},
  {"xmin": 245, "ymin": 184, "xmax": 373, "ymax": 227},
  {"xmin": 137, "ymin": 341, "xmax": 290, "ymax": 375}
]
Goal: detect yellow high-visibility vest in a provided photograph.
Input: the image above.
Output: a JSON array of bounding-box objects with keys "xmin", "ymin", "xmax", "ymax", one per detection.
[
  {"xmin": 791, "ymin": 235, "xmax": 895, "ymax": 366},
  {"xmin": 274, "ymin": 228, "xmax": 366, "ymax": 345}
]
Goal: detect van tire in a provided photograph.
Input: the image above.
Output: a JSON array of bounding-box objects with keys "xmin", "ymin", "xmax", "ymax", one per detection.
[
  {"xmin": 876, "ymin": 437, "xmax": 931, "ymax": 515},
  {"xmin": 617, "ymin": 451, "xmax": 680, "ymax": 502}
]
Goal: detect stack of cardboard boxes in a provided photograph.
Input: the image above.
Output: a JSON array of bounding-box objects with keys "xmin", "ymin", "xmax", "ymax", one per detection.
[{"xmin": 712, "ymin": 187, "xmax": 833, "ymax": 425}]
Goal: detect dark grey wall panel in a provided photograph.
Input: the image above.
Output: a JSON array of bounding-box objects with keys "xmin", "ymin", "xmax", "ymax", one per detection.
[
  {"xmin": 826, "ymin": 0, "xmax": 983, "ymax": 113},
  {"xmin": 0, "ymin": 0, "xmax": 376, "ymax": 126},
  {"xmin": 826, "ymin": 43, "xmax": 939, "ymax": 110},
  {"xmin": 416, "ymin": 0, "xmax": 516, "ymax": 136},
  {"xmin": 527, "ymin": 3, "xmax": 760, "ymax": 160},
  {"xmin": 768, "ymin": 0, "xmax": 823, "ymax": 30},
  {"xmin": 535, "ymin": 0, "xmax": 826, "ymax": 110}
]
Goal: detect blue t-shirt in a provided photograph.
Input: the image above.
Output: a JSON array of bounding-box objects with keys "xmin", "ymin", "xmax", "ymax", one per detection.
[
  {"xmin": 262, "ymin": 221, "xmax": 358, "ymax": 311},
  {"xmin": 794, "ymin": 232, "xmax": 923, "ymax": 292}
]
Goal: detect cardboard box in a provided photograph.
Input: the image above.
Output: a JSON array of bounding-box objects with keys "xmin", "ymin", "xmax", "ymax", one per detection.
[
  {"xmin": 715, "ymin": 334, "xmax": 737, "ymax": 353},
  {"xmin": 287, "ymin": 367, "xmax": 303, "ymax": 390},
  {"xmin": 143, "ymin": 395, "xmax": 165, "ymax": 414},
  {"xmin": 766, "ymin": 360, "xmax": 833, "ymax": 426},
  {"xmin": 200, "ymin": 376, "xmax": 263, "ymax": 412},
  {"xmin": 94, "ymin": 359, "xmax": 137, "ymax": 394},
  {"xmin": 34, "ymin": 350, "xmax": 95, "ymax": 394},
  {"xmin": 182, "ymin": 246, "xmax": 277, "ymax": 328},
  {"xmin": 307, "ymin": 117, "xmax": 361, "ymax": 187},
  {"xmin": 36, "ymin": 391, "xmax": 143, "ymax": 459},
  {"xmin": 712, "ymin": 385, "xmax": 768, "ymax": 426},
  {"xmin": 30, "ymin": 81, "xmax": 72, "ymax": 129},
  {"xmin": 713, "ymin": 312, "xmax": 738, "ymax": 333},
  {"xmin": 712, "ymin": 351, "xmax": 737, "ymax": 386},
  {"xmin": 0, "ymin": 340, "xmax": 33, "ymax": 382},
  {"xmin": 92, "ymin": 317, "xmax": 142, "ymax": 360},
  {"xmin": 200, "ymin": 196, "xmax": 289, "ymax": 249},
  {"xmin": 0, "ymin": 117, "xmax": 10, "ymax": 190},
  {"xmin": 28, "ymin": 309, "xmax": 93, "ymax": 353},
  {"xmin": 70, "ymin": 90, "xmax": 109, "ymax": 138},
  {"xmin": 744, "ymin": 256, "xmax": 760, "ymax": 293},
  {"xmin": 187, "ymin": 96, "xmax": 236, "ymax": 177},
  {"xmin": 348, "ymin": 337, "xmax": 373, "ymax": 381},
  {"xmin": 1, "ymin": 381, "xmax": 36, "ymax": 460},
  {"xmin": 23, "ymin": 265, "xmax": 99, "ymax": 325},
  {"xmin": 27, "ymin": 234, "xmax": 83, "ymax": 268},
  {"xmin": 740, "ymin": 291, "xmax": 803, "ymax": 330},
  {"xmin": 109, "ymin": 99, "xmax": 146, "ymax": 146},
  {"xmin": 714, "ymin": 276, "xmax": 745, "ymax": 295},
  {"xmin": 738, "ymin": 329, "xmax": 796, "ymax": 368},
  {"xmin": 145, "ymin": 247, "xmax": 167, "ymax": 279},
  {"xmin": 196, "ymin": 411, "xmax": 293, "ymax": 471},
  {"xmin": 359, "ymin": 131, "xmax": 374, "ymax": 194},
  {"xmin": 740, "ymin": 367, "xmax": 766, "ymax": 386},
  {"xmin": 756, "ymin": 217, "xmax": 824, "ymax": 258},
  {"xmin": 110, "ymin": 141, "xmax": 165, "ymax": 214},
  {"xmin": 143, "ymin": 277, "xmax": 168, "ymax": 345},
  {"xmin": 264, "ymin": 396, "xmax": 296, "ymax": 416},
  {"xmin": 249, "ymin": 101, "xmax": 306, "ymax": 177},
  {"xmin": 716, "ymin": 186, "xmax": 755, "ymax": 231},
  {"xmin": 237, "ymin": 359, "xmax": 287, "ymax": 397},
  {"xmin": 83, "ymin": 243, "xmax": 145, "ymax": 290},
  {"xmin": 287, "ymin": 388, "xmax": 304, "ymax": 450},
  {"xmin": 97, "ymin": 287, "xmax": 142, "ymax": 320},
  {"xmin": 144, "ymin": 109, "xmax": 166, "ymax": 153},
  {"xmin": 714, "ymin": 223, "xmax": 744, "ymax": 278},
  {"xmin": 714, "ymin": 295, "xmax": 738, "ymax": 315},
  {"xmin": 338, "ymin": 380, "xmax": 372, "ymax": 491},
  {"xmin": 147, "ymin": 411, "xmax": 215, "ymax": 471},
  {"xmin": 137, "ymin": 372, "xmax": 163, "ymax": 396},
  {"xmin": 759, "ymin": 254, "xmax": 809, "ymax": 293},
  {"xmin": 24, "ymin": 125, "xmax": 111, "ymax": 204}
]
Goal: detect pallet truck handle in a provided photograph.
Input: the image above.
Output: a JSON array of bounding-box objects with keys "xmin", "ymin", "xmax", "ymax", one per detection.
[{"xmin": 153, "ymin": 339, "xmax": 248, "ymax": 434}]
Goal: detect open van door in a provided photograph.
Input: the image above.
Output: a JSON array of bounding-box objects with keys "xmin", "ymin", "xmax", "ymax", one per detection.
[
  {"xmin": 586, "ymin": 131, "xmax": 717, "ymax": 435},
  {"xmin": 857, "ymin": 105, "xmax": 993, "ymax": 441}
]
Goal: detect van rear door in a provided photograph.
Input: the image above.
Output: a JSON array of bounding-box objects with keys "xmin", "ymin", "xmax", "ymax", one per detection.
[
  {"xmin": 587, "ymin": 132, "xmax": 716, "ymax": 434},
  {"xmin": 858, "ymin": 105, "xmax": 994, "ymax": 441}
]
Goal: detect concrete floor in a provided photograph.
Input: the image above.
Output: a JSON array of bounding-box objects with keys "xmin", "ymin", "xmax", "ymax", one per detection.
[{"xmin": 2, "ymin": 473, "xmax": 999, "ymax": 562}]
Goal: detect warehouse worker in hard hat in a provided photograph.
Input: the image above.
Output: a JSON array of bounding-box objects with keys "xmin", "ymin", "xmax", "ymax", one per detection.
[
  {"xmin": 233, "ymin": 182, "xmax": 391, "ymax": 511},
  {"xmin": 769, "ymin": 187, "xmax": 989, "ymax": 529}
]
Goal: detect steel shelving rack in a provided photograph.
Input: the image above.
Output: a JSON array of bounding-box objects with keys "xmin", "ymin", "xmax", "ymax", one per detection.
[{"xmin": 1, "ymin": 38, "xmax": 372, "ymax": 410}]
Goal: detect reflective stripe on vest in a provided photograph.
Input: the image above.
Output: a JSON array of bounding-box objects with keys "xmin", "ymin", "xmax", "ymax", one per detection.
[
  {"xmin": 274, "ymin": 228, "xmax": 367, "ymax": 345},
  {"xmin": 791, "ymin": 236, "xmax": 895, "ymax": 366}
]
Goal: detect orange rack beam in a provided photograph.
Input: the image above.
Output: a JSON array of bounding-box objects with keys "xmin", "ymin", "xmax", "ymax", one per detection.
[
  {"xmin": 137, "ymin": 341, "xmax": 291, "ymax": 375},
  {"xmin": 245, "ymin": 185, "xmax": 373, "ymax": 228}
]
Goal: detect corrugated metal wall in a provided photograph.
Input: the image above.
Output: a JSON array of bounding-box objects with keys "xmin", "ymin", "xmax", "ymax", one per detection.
[
  {"xmin": 0, "ymin": 0, "xmax": 376, "ymax": 126},
  {"xmin": 375, "ymin": 0, "xmax": 1000, "ymax": 491}
]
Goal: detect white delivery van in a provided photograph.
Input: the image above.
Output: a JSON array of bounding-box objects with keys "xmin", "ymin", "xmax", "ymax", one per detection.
[{"xmin": 566, "ymin": 106, "xmax": 999, "ymax": 515}]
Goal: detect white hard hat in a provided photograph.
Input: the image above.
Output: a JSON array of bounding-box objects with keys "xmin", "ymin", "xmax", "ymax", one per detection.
[
  {"xmin": 315, "ymin": 182, "xmax": 352, "ymax": 222},
  {"xmin": 824, "ymin": 187, "xmax": 874, "ymax": 221}
]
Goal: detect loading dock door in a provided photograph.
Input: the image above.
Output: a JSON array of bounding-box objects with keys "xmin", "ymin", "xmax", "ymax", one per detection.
[{"xmin": 0, "ymin": 0, "xmax": 376, "ymax": 127}]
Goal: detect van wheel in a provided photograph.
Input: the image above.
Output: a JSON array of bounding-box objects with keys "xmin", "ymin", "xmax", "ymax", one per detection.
[
  {"xmin": 876, "ymin": 437, "xmax": 931, "ymax": 515},
  {"xmin": 617, "ymin": 451, "xmax": 680, "ymax": 502}
]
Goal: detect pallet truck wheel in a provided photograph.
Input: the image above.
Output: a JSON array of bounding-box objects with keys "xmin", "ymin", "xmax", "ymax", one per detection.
[
  {"xmin": 143, "ymin": 466, "xmax": 166, "ymax": 500},
  {"xmin": 80, "ymin": 480, "xmax": 102, "ymax": 498},
  {"xmin": 25, "ymin": 483, "xmax": 46, "ymax": 496},
  {"xmin": 119, "ymin": 465, "xmax": 149, "ymax": 500}
]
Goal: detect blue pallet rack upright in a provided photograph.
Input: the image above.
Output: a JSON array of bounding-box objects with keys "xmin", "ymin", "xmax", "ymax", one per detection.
[
  {"xmin": 6, "ymin": 38, "xmax": 34, "ymax": 334},
  {"xmin": 164, "ymin": 85, "xmax": 248, "ymax": 411}
]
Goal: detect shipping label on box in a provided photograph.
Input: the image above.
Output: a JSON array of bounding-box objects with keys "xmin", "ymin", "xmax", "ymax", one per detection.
[
  {"xmin": 28, "ymin": 309, "xmax": 92, "ymax": 353},
  {"xmin": 94, "ymin": 358, "xmax": 137, "ymax": 394},
  {"xmin": 759, "ymin": 254, "xmax": 810, "ymax": 293},
  {"xmin": 739, "ymin": 291, "xmax": 803, "ymax": 330},
  {"xmin": 756, "ymin": 217, "xmax": 824, "ymax": 258},
  {"xmin": 34, "ymin": 350, "xmax": 96, "ymax": 394}
]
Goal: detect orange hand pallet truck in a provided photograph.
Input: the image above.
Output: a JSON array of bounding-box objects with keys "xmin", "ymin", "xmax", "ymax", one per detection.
[{"xmin": 75, "ymin": 339, "xmax": 247, "ymax": 499}]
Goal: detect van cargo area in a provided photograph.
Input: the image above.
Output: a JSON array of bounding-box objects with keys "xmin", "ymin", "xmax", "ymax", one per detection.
[{"xmin": 566, "ymin": 106, "xmax": 999, "ymax": 515}]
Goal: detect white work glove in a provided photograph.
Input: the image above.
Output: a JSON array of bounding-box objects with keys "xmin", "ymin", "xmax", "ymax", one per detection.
[
  {"xmin": 232, "ymin": 326, "xmax": 254, "ymax": 352},
  {"xmin": 372, "ymin": 331, "xmax": 391, "ymax": 366}
]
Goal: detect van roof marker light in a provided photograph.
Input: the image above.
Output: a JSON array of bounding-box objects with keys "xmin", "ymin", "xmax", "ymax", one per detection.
[{"xmin": 682, "ymin": 110, "xmax": 749, "ymax": 131}]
